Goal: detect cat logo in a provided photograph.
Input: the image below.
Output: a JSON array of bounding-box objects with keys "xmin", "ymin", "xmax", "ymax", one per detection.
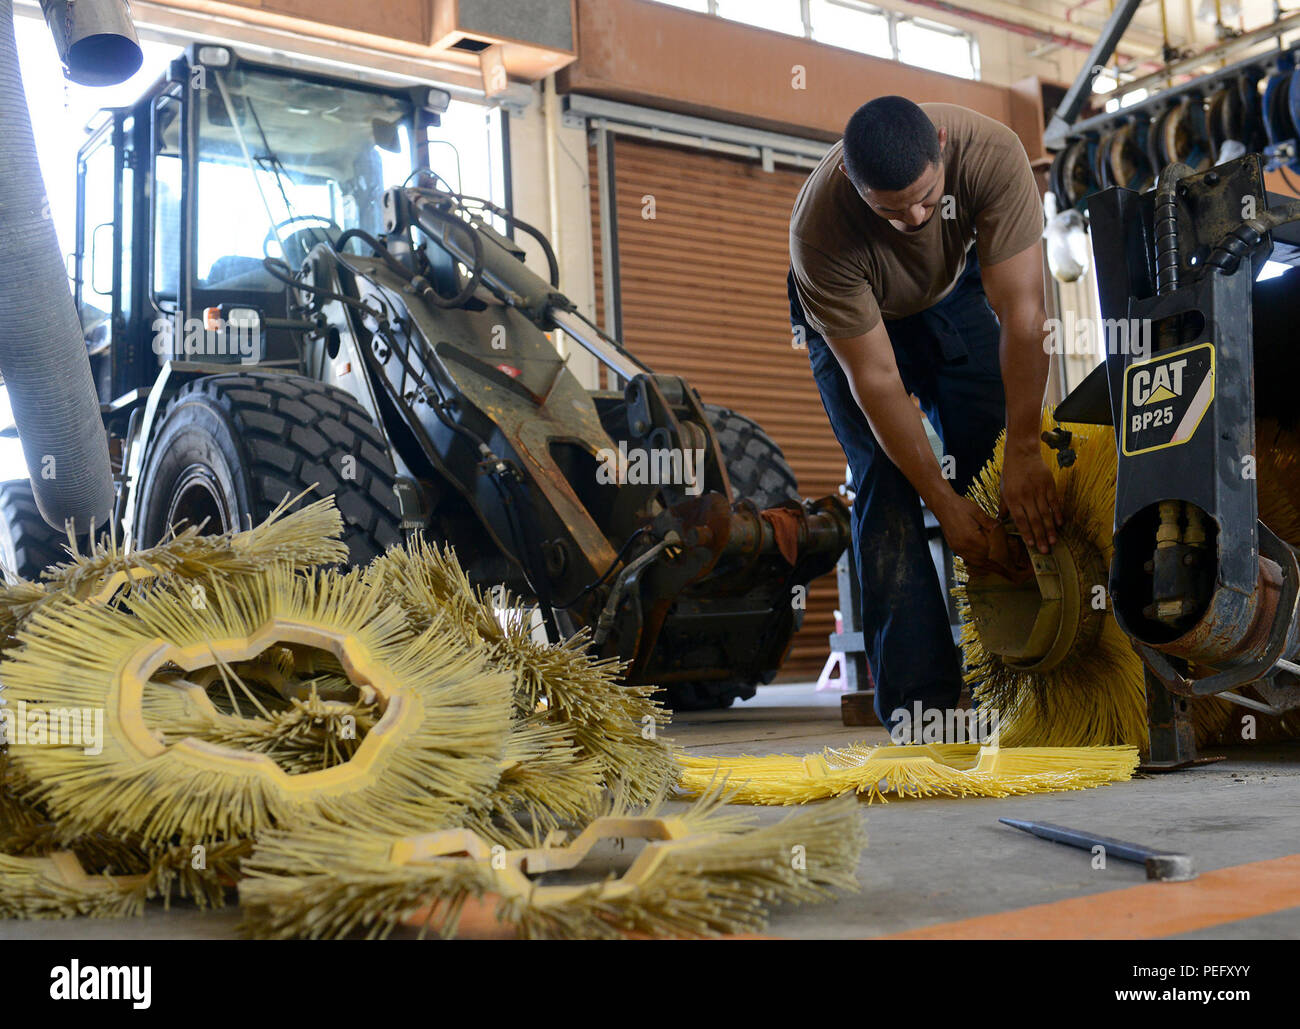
[
  {"xmin": 1130, "ymin": 358, "xmax": 1186, "ymax": 406},
  {"xmin": 1121, "ymin": 342, "xmax": 1215, "ymax": 456}
]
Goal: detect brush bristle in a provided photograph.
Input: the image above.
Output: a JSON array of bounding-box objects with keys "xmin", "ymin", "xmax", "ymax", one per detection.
[
  {"xmin": 367, "ymin": 538, "xmax": 675, "ymax": 820},
  {"xmin": 238, "ymin": 791, "xmax": 864, "ymax": 940},
  {"xmin": 677, "ymin": 742, "xmax": 1139, "ymax": 804},
  {"xmin": 953, "ymin": 412, "xmax": 1253, "ymax": 751},
  {"xmin": 3, "ymin": 563, "xmax": 513, "ymax": 843}
]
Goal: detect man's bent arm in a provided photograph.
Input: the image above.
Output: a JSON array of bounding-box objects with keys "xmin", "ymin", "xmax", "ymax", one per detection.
[
  {"xmin": 824, "ymin": 323, "xmax": 951, "ymax": 510},
  {"xmin": 822, "ymin": 324, "xmax": 1004, "ymax": 571},
  {"xmin": 979, "ymin": 240, "xmax": 1062, "ymax": 552}
]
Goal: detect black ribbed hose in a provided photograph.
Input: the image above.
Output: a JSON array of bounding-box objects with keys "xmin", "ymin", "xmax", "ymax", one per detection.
[
  {"xmin": 0, "ymin": 0, "xmax": 115, "ymax": 533},
  {"xmin": 1154, "ymin": 162, "xmax": 1194, "ymax": 296}
]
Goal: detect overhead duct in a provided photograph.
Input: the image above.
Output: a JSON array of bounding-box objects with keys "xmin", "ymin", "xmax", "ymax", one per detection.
[
  {"xmin": 0, "ymin": 0, "xmax": 133, "ymax": 533},
  {"xmin": 38, "ymin": 0, "xmax": 142, "ymax": 85}
]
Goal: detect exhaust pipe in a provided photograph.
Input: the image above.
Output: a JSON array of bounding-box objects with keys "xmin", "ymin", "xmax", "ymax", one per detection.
[
  {"xmin": 38, "ymin": 0, "xmax": 142, "ymax": 86},
  {"xmin": 0, "ymin": 0, "xmax": 135, "ymax": 533}
]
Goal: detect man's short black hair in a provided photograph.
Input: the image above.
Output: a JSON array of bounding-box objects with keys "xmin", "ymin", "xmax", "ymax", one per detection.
[{"xmin": 842, "ymin": 96, "xmax": 941, "ymax": 192}]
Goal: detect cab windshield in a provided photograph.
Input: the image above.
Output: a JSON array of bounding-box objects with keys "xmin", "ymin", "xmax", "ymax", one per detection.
[{"xmin": 193, "ymin": 64, "xmax": 416, "ymax": 291}]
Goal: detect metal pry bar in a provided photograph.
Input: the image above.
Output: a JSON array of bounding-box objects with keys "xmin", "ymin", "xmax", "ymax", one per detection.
[{"xmin": 999, "ymin": 817, "xmax": 1197, "ymax": 882}]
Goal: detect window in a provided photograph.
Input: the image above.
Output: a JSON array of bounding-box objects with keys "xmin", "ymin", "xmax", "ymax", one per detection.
[
  {"xmin": 714, "ymin": 0, "xmax": 805, "ymax": 37},
  {"xmin": 809, "ymin": 0, "xmax": 892, "ymax": 59},
  {"xmin": 1096, "ymin": 69, "xmax": 1149, "ymax": 114},
  {"xmin": 118, "ymin": 115, "xmax": 136, "ymax": 332},
  {"xmin": 78, "ymin": 136, "xmax": 117, "ymax": 311},
  {"xmin": 153, "ymin": 94, "xmax": 183, "ymax": 305},
  {"xmin": 896, "ymin": 17, "xmax": 979, "ymax": 80},
  {"xmin": 646, "ymin": 0, "xmax": 980, "ymax": 80},
  {"xmin": 194, "ymin": 65, "xmax": 419, "ymax": 290}
]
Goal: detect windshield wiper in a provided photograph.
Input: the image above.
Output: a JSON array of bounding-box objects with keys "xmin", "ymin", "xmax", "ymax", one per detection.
[
  {"xmin": 211, "ymin": 69, "xmax": 286, "ymax": 254},
  {"xmin": 245, "ymin": 96, "xmax": 331, "ymax": 252}
]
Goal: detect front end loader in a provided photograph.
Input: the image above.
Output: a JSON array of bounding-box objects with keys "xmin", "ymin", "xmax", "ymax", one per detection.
[{"xmin": 2, "ymin": 45, "xmax": 848, "ymax": 710}]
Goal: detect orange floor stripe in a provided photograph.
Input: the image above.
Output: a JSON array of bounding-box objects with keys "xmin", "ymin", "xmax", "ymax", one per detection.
[{"xmin": 882, "ymin": 853, "xmax": 1300, "ymax": 939}]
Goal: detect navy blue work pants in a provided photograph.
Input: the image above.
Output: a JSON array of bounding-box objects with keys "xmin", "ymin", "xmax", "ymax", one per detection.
[{"xmin": 790, "ymin": 252, "xmax": 1006, "ymax": 730}]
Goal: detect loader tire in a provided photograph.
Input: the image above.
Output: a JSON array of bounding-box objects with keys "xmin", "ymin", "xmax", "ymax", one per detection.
[
  {"xmin": 703, "ymin": 404, "xmax": 802, "ymax": 509},
  {"xmin": 136, "ymin": 372, "xmax": 402, "ymax": 565},
  {"xmin": 0, "ymin": 478, "xmax": 65, "ymax": 582},
  {"xmin": 659, "ymin": 406, "xmax": 803, "ymax": 712},
  {"xmin": 661, "ymin": 680, "xmax": 757, "ymax": 712}
]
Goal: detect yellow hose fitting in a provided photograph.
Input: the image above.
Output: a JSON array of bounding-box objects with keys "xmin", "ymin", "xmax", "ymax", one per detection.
[
  {"xmin": 1156, "ymin": 500, "xmax": 1183, "ymax": 549},
  {"xmin": 1184, "ymin": 505, "xmax": 1208, "ymax": 548}
]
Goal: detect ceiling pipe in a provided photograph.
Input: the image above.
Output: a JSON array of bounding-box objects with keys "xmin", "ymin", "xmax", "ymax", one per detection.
[
  {"xmin": 904, "ymin": 0, "xmax": 1165, "ymax": 54},
  {"xmin": 1066, "ymin": 0, "xmax": 1104, "ymax": 24},
  {"xmin": 1103, "ymin": 8, "xmax": 1300, "ymax": 97},
  {"xmin": 906, "ymin": 0, "xmax": 1162, "ymax": 68}
]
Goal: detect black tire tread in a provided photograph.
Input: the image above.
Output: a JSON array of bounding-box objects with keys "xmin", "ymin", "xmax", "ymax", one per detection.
[
  {"xmin": 704, "ymin": 404, "xmax": 802, "ymax": 508},
  {"xmin": 158, "ymin": 371, "xmax": 402, "ymax": 564},
  {"xmin": 659, "ymin": 680, "xmax": 758, "ymax": 712},
  {"xmin": 0, "ymin": 478, "xmax": 66, "ymax": 582}
]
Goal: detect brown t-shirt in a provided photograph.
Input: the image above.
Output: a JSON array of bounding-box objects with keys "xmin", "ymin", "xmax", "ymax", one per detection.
[{"xmin": 789, "ymin": 103, "xmax": 1042, "ymax": 339}]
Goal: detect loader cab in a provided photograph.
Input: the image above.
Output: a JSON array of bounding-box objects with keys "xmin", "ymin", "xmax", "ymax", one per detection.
[{"xmin": 74, "ymin": 44, "xmax": 439, "ymax": 406}]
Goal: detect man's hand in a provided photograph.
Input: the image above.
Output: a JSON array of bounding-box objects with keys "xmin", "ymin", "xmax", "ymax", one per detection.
[
  {"xmin": 1001, "ymin": 441, "xmax": 1062, "ymax": 554},
  {"xmin": 933, "ymin": 494, "xmax": 1018, "ymax": 577}
]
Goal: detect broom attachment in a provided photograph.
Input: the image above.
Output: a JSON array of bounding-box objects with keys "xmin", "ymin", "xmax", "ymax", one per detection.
[
  {"xmin": 0, "ymin": 851, "xmax": 149, "ymax": 920},
  {"xmin": 0, "ymin": 491, "xmax": 348, "ymax": 664},
  {"xmin": 3, "ymin": 563, "xmax": 514, "ymax": 844},
  {"xmin": 0, "ymin": 496, "xmax": 862, "ymax": 931},
  {"xmin": 367, "ymin": 538, "xmax": 675, "ymax": 825},
  {"xmin": 43, "ymin": 490, "xmax": 347, "ymax": 603},
  {"xmin": 958, "ymin": 411, "xmax": 1300, "ymax": 750},
  {"xmin": 0, "ymin": 497, "xmax": 707, "ymax": 928},
  {"xmin": 238, "ymin": 789, "xmax": 865, "ymax": 940}
]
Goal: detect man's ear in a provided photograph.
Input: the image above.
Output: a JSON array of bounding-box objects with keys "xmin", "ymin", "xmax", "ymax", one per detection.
[
  {"xmin": 937, "ymin": 125, "xmax": 948, "ymax": 152},
  {"xmin": 837, "ymin": 160, "xmax": 849, "ymax": 178}
]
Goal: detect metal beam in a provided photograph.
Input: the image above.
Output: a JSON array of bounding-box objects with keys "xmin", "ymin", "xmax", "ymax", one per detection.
[{"xmin": 1044, "ymin": 0, "xmax": 1146, "ymax": 151}]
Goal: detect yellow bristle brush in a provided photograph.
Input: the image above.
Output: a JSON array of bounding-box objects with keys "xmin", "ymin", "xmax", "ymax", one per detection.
[
  {"xmin": 237, "ymin": 788, "xmax": 864, "ymax": 940},
  {"xmin": 368, "ymin": 539, "xmax": 675, "ymax": 817},
  {"xmin": 1, "ymin": 562, "xmax": 514, "ymax": 845},
  {"xmin": 955, "ymin": 412, "xmax": 1248, "ymax": 750},
  {"xmin": 45, "ymin": 491, "xmax": 349, "ymax": 603},
  {"xmin": 677, "ymin": 743, "xmax": 1139, "ymax": 805}
]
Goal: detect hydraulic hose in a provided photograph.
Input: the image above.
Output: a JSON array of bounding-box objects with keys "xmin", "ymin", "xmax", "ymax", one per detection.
[
  {"xmin": 0, "ymin": 0, "xmax": 114, "ymax": 533},
  {"xmin": 1154, "ymin": 162, "xmax": 1194, "ymax": 296},
  {"xmin": 1204, "ymin": 196, "xmax": 1300, "ymax": 276}
]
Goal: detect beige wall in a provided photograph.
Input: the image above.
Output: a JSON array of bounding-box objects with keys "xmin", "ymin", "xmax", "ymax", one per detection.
[{"xmin": 505, "ymin": 87, "xmax": 602, "ymax": 388}]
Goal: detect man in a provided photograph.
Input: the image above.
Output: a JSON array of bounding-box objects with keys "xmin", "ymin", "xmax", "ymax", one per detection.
[{"xmin": 788, "ymin": 96, "xmax": 1061, "ymax": 732}]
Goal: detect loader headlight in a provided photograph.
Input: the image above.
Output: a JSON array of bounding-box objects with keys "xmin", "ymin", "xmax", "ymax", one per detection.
[
  {"xmin": 423, "ymin": 87, "xmax": 452, "ymax": 114},
  {"xmin": 197, "ymin": 46, "xmax": 234, "ymax": 68}
]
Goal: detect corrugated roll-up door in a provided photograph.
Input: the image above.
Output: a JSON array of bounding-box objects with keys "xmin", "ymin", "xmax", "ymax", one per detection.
[{"xmin": 589, "ymin": 136, "xmax": 846, "ymax": 680}]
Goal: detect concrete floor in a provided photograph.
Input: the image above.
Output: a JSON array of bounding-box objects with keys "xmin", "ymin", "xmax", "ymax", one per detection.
[{"xmin": 3, "ymin": 681, "xmax": 1299, "ymax": 940}]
